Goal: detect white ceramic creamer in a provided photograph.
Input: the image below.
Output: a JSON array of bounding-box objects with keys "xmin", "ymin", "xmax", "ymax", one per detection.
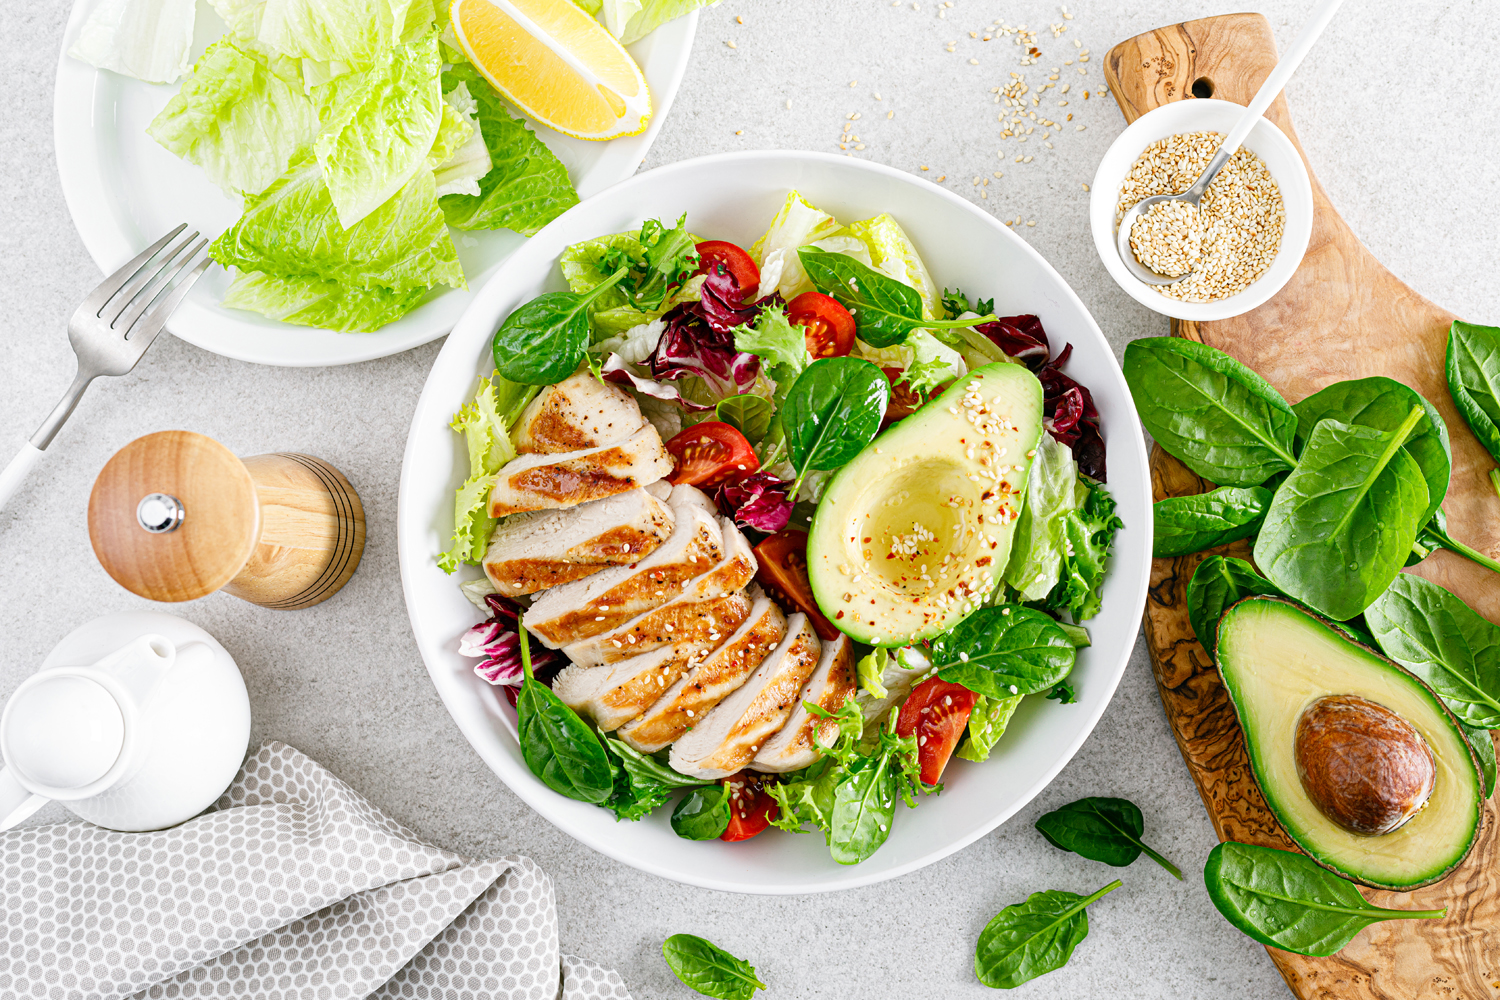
[{"xmin": 0, "ymin": 611, "xmax": 250, "ymax": 832}]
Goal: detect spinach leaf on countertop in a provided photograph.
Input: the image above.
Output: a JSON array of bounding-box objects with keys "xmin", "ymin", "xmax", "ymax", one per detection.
[
  {"xmin": 1035, "ymin": 797, "xmax": 1182, "ymax": 878},
  {"xmin": 1187, "ymin": 556, "xmax": 1284, "ymax": 656},
  {"xmin": 973, "ymin": 880, "xmax": 1121, "ymax": 988},
  {"xmin": 661, "ymin": 934, "xmax": 766, "ymax": 1000}
]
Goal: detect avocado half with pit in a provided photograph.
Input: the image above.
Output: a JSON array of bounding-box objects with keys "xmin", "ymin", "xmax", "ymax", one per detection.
[
  {"xmin": 1217, "ymin": 596, "xmax": 1483, "ymax": 890},
  {"xmin": 807, "ymin": 362, "xmax": 1043, "ymax": 646}
]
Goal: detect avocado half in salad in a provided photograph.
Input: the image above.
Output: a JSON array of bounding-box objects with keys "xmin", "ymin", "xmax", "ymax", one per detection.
[
  {"xmin": 807, "ymin": 362, "xmax": 1044, "ymax": 646},
  {"xmin": 1216, "ymin": 596, "xmax": 1483, "ymax": 890}
]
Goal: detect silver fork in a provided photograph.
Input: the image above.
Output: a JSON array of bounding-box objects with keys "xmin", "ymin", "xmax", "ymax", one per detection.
[{"xmin": 0, "ymin": 226, "xmax": 211, "ymax": 509}]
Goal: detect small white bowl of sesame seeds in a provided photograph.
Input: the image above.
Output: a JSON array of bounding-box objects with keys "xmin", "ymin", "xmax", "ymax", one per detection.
[{"xmin": 1089, "ymin": 98, "xmax": 1314, "ymax": 321}]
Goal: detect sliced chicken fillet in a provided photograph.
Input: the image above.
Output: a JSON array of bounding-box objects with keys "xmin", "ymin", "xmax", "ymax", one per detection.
[
  {"xmin": 489, "ymin": 424, "xmax": 672, "ymax": 517},
  {"xmin": 522, "ymin": 505, "xmax": 722, "ymax": 648},
  {"xmin": 552, "ymin": 639, "xmax": 716, "ymax": 731},
  {"xmin": 752, "ymin": 635, "xmax": 857, "ymax": 773},
  {"xmin": 668, "ymin": 483, "xmax": 718, "ymax": 515},
  {"xmin": 617, "ymin": 596, "xmax": 788, "ymax": 753},
  {"xmin": 513, "ymin": 371, "xmax": 645, "ymax": 454},
  {"xmin": 562, "ymin": 591, "xmax": 750, "ymax": 666},
  {"xmin": 483, "ymin": 488, "xmax": 672, "ymax": 595},
  {"xmin": 669, "ymin": 614, "xmax": 823, "ymax": 779}
]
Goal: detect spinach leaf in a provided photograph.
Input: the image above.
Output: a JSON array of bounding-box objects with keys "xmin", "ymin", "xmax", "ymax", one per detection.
[
  {"xmin": 828, "ymin": 712, "xmax": 922, "ymax": 865},
  {"xmin": 798, "ymin": 248, "xmax": 997, "ymax": 348},
  {"xmin": 1045, "ymin": 680, "xmax": 1077, "ymax": 704},
  {"xmin": 973, "ymin": 880, "xmax": 1121, "ymax": 989},
  {"xmin": 603, "ymin": 737, "xmax": 710, "ymax": 821},
  {"xmin": 1035, "ymin": 797, "xmax": 1181, "ymax": 878},
  {"xmin": 598, "ymin": 214, "xmax": 699, "ymax": 312},
  {"xmin": 1253, "ymin": 412, "xmax": 1429, "ymax": 621},
  {"xmin": 1152, "ymin": 486, "xmax": 1272, "ymax": 559},
  {"xmin": 1446, "ymin": 320, "xmax": 1500, "ymax": 466},
  {"xmin": 1408, "ymin": 508, "xmax": 1500, "ymax": 575},
  {"xmin": 661, "ymin": 934, "xmax": 766, "ymax": 1000},
  {"xmin": 1122, "ymin": 338, "xmax": 1298, "ymax": 487},
  {"xmin": 515, "ymin": 629, "xmax": 614, "ymax": 804},
  {"xmin": 1462, "ymin": 724, "xmax": 1496, "ymax": 799},
  {"xmin": 781, "ymin": 357, "xmax": 889, "ymax": 485},
  {"xmin": 1187, "ymin": 556, "xmax": 1284, "ymax": 656},
  {"xmin": 1364, "ymin": 572, "xmax": 1500, "ymax": 728},
  {"xmin": 1293, "ymin": 376, "xmax": 1451, "ymax": 525},
  {"xmin": 492, "ymin": 266, "xmax": 628, "ymax": 384},
  {"xmin": 671, "ymin": 783, "xmax": 732, "ymax": 840},
  {"xmin": 1204, "ymin": 842, "xmax": 1445, "ymax": 957},
  {"xmin": 716, "ymin": 394, "xmax": 774, "ymax": 442},
  {"xmin": 930, "ymin": 606, "xmax": 1077, "ymax": 699}
]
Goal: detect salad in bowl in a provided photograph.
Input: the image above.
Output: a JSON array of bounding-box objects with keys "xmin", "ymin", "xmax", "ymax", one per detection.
[{"xmin": 435, "ymin": 188, "xmax": 1126, "ymax": 866}]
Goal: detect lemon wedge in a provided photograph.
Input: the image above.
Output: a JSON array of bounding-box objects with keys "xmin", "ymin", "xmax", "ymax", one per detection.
[{"xmin": 449, "ymin": 0, "xmax": 651, "ymax": 141}]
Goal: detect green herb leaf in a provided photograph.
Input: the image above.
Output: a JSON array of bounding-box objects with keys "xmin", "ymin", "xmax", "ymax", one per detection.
[
  {"xmin": 1446, "ymin": 320, "xmax": 1500, "ymax": 465},
  {"xmin": 782, "ymin": 356, "xmax": 889, "ymax": 479},
  {"xmin": 1045, "ymin": 681, "xmax": 1077, "ymax": 704},
  {"xmin": 1253, "ymin": 412, "xmax": 1430, "ymax": 621},
  {"xmin": 766, "ymin": 756, "xmax": 841, "ymax": 838},
  {"xmin": 797, "ymin": 248, "xmax": 994, "ymax": 348},
  {"xmin": 514, "ymin": 629, "xmax": 614, "ymax": 804},
  {"xmin": 1152, "ymin": 486, "xmax": 1273, "ymax": 559},
  {"xmin": 930, "ymin": 606, "xmax": 1077, "ymax": 699},
  {"xmin": 661, "ymin": 934, "xmax": 766, "ymax": 1000},
  {"xmin": 1123, "ymin": 338, "xmax": 1298, "ymax": 487},
  {"xmin": 598, "ymin": 214, "xmax": 699, "ymax": 313},
  {"xmin": 1204, "ymin": 842, "xmax": 1445, "ymax": 957},
  {"xmin": 1364, "ymin": 573, "xmax": 1500, "ymax": 728},
  {"xmin": 671, "ymin": 783, "xmax": 732, "ymax": 840},
  {"xmin": 829, "ymin": 749, "xmax": 898, "ymax": 865},
  {"xmin": 1035, "ymin": 797, "xmax": 1181, "ymax": 878},
  {"xmin": 491, "ymin": 266, "xmax": 628, "ymax": 384},
  {"xmin": 1187, "ymin": 556, "xmax": 1284, "ymax": 655},
  {"xmin": 1044, "ymin": 477, "xmax": 1124, "ymax": 621},
  {"xmin": 973, "ymin": 880, "xmax": 1121, "ymax": 989}
]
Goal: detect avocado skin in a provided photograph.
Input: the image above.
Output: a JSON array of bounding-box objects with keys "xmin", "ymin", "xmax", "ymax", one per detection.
[{"xmin": 1215, "ymin": 595, "xmax": 1484, "ymax": 891}]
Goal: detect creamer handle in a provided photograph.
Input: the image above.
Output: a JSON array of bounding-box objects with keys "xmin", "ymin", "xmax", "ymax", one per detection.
[{"xmin": 0, "ymin": 766, "xmax": 48, "ymax": 831}]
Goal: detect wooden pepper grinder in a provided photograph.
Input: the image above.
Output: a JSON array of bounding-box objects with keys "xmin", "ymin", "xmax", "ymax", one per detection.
[{"xmin": 88, "ymin": 431, "xmax": 365, "ymax": 610}]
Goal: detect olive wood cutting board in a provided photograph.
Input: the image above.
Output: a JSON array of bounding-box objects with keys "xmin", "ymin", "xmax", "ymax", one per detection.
[{"xmin": 1104, "ymin": 13, "xmax": 1500, "ymax": 999}]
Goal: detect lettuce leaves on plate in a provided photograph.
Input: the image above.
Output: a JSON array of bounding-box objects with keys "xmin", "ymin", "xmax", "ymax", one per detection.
[
  {"xmin": 439, "ymin": 374, "xmax": 540, "ymax": 572},
  {"xmin": 221, "ymin": 271, "xmax": 428, "ymax": 333},
  {"xmin": 69, "ymin": 0, "xmax": 197, "ymax": 84},
  {"xmin": 231, "ymin": 0, "xmax": 417, "ymax": 69},
  {"xmin": 600, "ymin": 0, "xmax": 715, "ymax": 44}
]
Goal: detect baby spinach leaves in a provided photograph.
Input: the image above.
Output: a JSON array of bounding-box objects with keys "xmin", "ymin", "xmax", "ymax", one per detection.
[
  {"xmin": 1364, "ymin": 573, "xmax": 1500, "ymax": 729},
  {"xmin": 671, "ymin": 783, "xmax": 732, "ymax": 840},
  {"xmin": 1462, "ymin": 724, "xmax": 1496, "ymax": 799},
  {"xmin": 604, "ymin": 738, "xmax": 710, "ymax": 821},
  {"xmin": 492, "ymin": 265, "xmax": 629, "ymax": 384},
  {"xmin": 929, "ymin": 606, "xmax": 1077, "ymax": 700},
  {"xmin": 715, "ymin": 393, "xmax": 774, "ymax": 442},
  {"xmin": 661, "ymin": 934, "xmax": 766, "ymax": 999},
  {"xmin": 829, "ymin": 711, "xmax": 923, "ymax": 865},
  {"xmin": 798, "ymin": 248, "xmax": 997, "ymax": 348},
  {"xmin": 973, "ymin": 880, "xmax": 1121, "ymax": 989},
  {"xmin": 781, "ymin": 356, "xmax": 889, "ymax": 493},
  {"xmin": 1203, "ymin": 842, "xmax": 1445, "ymax": 957},
  {"xmin": 1253, "ymin": 411, "xmax": 1429, "ymax": 621},
  {"xmin": 1035, "ymin": 797, "xmax": 1182, "ymax": 879},
  {"xmin": 1409, "ymin": 508, "xmax": 1500, "ymax": 574},
  {"xmin": 1446, "ymin": 321, "xmax": 1500, "ymax": 483},
  {"xmin": 1187, "ymin": 556, "xmax": 1283, "ymax": 655},
  {"xmin": 1122, "ymin": 338, "xmax": 1298, "ymax": 487},
  {"xmin": 1152, "ymin": 486, "xmax": 1272, "ymax": 558},
  {"xmin": 515, "ymin": 629, "xmax": 613, "ymax": 804}
]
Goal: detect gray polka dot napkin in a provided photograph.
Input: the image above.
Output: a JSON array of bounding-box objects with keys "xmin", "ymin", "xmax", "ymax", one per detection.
[{"xmin": 0, "ymin": 742, "xmax": 632, "ymax": 1000}]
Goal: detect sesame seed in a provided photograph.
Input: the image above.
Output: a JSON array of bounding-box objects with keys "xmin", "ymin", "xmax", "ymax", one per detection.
[{"xmin": 725, "ymin": 40, "xmax": 736, "ymax": 48}]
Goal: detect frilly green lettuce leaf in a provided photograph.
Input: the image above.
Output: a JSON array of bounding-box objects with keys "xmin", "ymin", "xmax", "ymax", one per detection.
[
  {"xmin": 432, "ymin": 83, "xmax": 491, "ymax": 197},
  {"xmin": 956, "ymin": 693, "xmax": 1022, "ymax": 763},
  {"xmin": 733, "ymin": 303, "xmax": 810, "ymax": 378},
  {"xmin": 1004, "ymin": 433, "xmax": 1085, "ymax": 602},
  {"xmin": 903, "ymin": 329, "xmax": 967, "ymax": 394},
  {"xmin": 438, "ymin": 374, "xmax": 538, "ymax": 572},
  {"xmin": 221, "ymin": 270, "xmax": 427, "ymax": 332}
]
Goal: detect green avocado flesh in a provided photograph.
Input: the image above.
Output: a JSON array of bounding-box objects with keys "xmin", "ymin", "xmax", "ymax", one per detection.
[
  {"xmin": 1217, "ymin": 596, "xmax": 1482, "ymax": 890},
  {"xmin": 806, "ymin": 362, "xmax": 1044, "ymax": 646}
]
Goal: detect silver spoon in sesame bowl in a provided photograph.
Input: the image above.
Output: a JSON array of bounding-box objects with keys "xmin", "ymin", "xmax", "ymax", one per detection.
[{"xmin": 1115, "ymin": 0, "xmax": 1344, "ymax": 286}]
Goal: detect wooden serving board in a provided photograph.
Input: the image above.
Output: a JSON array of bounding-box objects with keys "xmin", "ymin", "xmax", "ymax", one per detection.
[{"xmin": 1104, "ymin": 14, "xmax": 1500, "ymax": 999}]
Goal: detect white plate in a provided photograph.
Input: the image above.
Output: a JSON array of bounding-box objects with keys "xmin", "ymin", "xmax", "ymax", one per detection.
[
  {"xmin": 52, "ymin": 0, "xmax": 699, "ymax": 367},
  {"xmin": 397, "ymin": 151, "xmax": 1153, "ymax": 894}
]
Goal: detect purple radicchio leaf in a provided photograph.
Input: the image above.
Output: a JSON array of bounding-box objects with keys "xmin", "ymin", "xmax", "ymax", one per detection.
[
  {"xmin": 648, "ymin": 304, "xmax": 762, "ymax": 400},
  {"xmin": 716, "ymin": 471, "xmax": 795, "ymax": 533},
  {"xmin": 1036, "ymin": 342, "xmax": 1107, "ymax": 482},
  {"xmin": 601, "ymin": 353, "xmax": 716, "ymax": 411},
  {"xmin": 694, "ymin": 264, "xmax": 761, "ymax": 333},
  {"xmin": 457, "ymin": 593, "xmax": 562, "ymax": 692},
  {"xmin": 974, "ymin": 314, "xmax": 1052, "ymax": 371}
]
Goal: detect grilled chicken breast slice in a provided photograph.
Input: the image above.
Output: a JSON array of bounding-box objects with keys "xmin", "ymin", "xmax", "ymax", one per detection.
[
  {"xmin": 522, "ymin": 505, "xmax": 723, "ymax": 647},
  {"xmin": 669, "ymin": 614, "xmax": 823, "ymax": 779},
  {"xmin": 562, "ymin": 589, "xmax": 751, "ymax": 667},
  {"xmin": 669, "ymin": 483, "xmax": 718, "ymax": 515},
  {"xmin": 552, "ymin": 639, "xmax": 716, "ymax": 732},
  {"xmin": 482, "ymin": 488, "xmax": 672, "ymax": 596},
  {"xmin": 560, "ymin": 522, "xmax": 757, "ymax": 665},
  {"xmin": 513, "ymin": 371, "xmax": 645, "ymax": 455},
  {"xmin": 752, "ymin": 635, "xmax": 857, "ymax": 773},
  {"xmin": 616, "ymin": 596, "xmax": 788, "ymax": 754},
  {"xmin": 489, "ymin": 424, "xmax": 672, "ymax": 517}
]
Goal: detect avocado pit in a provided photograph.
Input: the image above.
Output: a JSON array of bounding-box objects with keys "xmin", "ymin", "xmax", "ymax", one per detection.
[{"xmin": 1293, "ymin": 694, "xmax": 1436, "ymax": 837}]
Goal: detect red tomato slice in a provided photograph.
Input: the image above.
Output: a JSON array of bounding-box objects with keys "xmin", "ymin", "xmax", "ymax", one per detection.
[
  {"xmin": 896, "ymin": 676, "xmax": 978, "ymax": 786},
  {"xmin": 787, "ymin": 291, "xmax": 856, "ymax": 359},
  {"xmin": 665, "ymin": 421, "xmax": 759, "ymax": 489},
  {"xmin": 752, "ymin": 530, "xmax": 840, "ymax": 642},
  {"xmin": 696, "ymin": 241, "xmax": 760, "ymax": 299},
  {"xmin": 721, "ymin": 771, "xmax": 778, "ymax": 841}
]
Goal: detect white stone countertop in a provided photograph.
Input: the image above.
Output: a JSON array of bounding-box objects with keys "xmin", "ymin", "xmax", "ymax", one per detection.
[{"xmin": 3, "ymin": 1, "xmax": 1497, "ymax": 997}]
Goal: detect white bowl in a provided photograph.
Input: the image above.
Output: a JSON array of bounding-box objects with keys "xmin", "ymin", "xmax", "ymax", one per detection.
[
  {"xmin": 1089, "ymin": 98, "xmax": 1314, "ymax": 322},
  {"xmin": 398, "ymin": 150, "xmax": 1152, "ymax": 894}
]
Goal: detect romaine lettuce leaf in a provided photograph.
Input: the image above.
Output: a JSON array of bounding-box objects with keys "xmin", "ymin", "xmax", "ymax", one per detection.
[
  {"xmin": 438, "ymin": 374, "xmax": 539, "ymax": 572},
  {"xmin": 210, "ymin": 0, "xmax": 264, "ymax": 43},
  {"xmin": 147, "ymin": 39, "xmax": 317, "ymax": 197},
  {"xmin": 956, "ymin": 693, "xmax": 1022, "ymax": 763},
  {"xmin": 600, "ymin": 0, "xmax": 714, "ymax": 44},
  {"xmin": 255, "ymin": 0, "xmax": 415, "ymax": 68},
  {"xmin": 749, "ymin": 191, "xmax": 841, "ymax": 300},
  {"xmin": 438, "ymin": 65, "xmax": 579, "ymax": 235},
  {"xmin": 222, "ymin": 270, "xmax": 427, "ymax": 332},
  {"xmin": 211, "ymin": 152, "xmax": 463, "ymax": 293},
  {"xmin": 845, "ymin": 213, "xmax": 941, "ymax": 319},
  {"xmin": 69, "ymin": 0, "xmax": 196, "ymax": 84},
  {"xmin": 1004, "ymin": 433, "xmax": 1084, "ymax": 602},
  {"xmin": 313, "ymin": 32, "xmax": 443, "ymax": 228},
  {"xmin": 432, "ymin": 83, "xmax": 491, "ymax": 197}
]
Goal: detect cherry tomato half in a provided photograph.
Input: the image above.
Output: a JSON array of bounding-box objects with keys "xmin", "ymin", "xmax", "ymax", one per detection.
[
  {"xmin": 752, "ymin": 529, "xmax": 840, "ymax": 642},
  {"xmin": 721, "ymin": 771, "xmax": 778, "ymax": 841},
  {"xmin": 787, "ymin": 292, "xmax": 856, "ymax": 359},
  {"xmin": 696, "ymin": 240, "xmax": 760, "ymax": 299},
  {"xmin": 665, "ymin": 421, "xmax": 759, "ymax": 489},
  {"xmin": 896, "ymin": 676, "xmax": 978, "ymax": 786}
]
